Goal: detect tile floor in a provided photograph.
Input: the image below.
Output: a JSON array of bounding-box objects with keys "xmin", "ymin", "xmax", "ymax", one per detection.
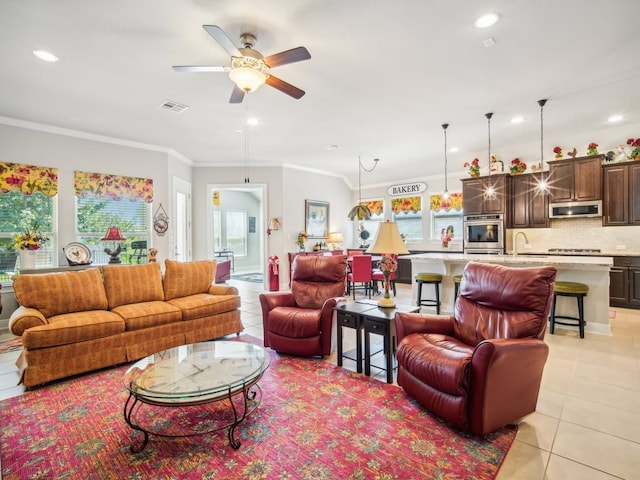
[{"xmin": 2, "ymin": 279, "xmax": 640, "ymax": 479}]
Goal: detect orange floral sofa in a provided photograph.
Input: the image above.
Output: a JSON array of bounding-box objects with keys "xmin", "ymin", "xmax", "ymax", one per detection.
[{"xmin": 9, "ymin": 260, "xmax": 243, "ymax": 388}]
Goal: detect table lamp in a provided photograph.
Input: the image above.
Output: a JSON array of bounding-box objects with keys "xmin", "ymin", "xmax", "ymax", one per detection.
[
  {"xmin": 329, "ymin": 232, "xmax": 343, "ymax": 251},
  {"xmin": 102, "ymin": 226, "xmax": 126, "ymax": 264},
  {"xmin": 366, "ymin": 221, "xmax": 409, "ymax": 308}
]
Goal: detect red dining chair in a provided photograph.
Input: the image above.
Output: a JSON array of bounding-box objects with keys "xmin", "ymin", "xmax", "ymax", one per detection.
[
  {"xmin": 347, "ymin": 255, "xmax": 373, "ymax": 299},
  {"xmin": 371, "ymin": 253, "xmax": 398, "ymax": 296}
]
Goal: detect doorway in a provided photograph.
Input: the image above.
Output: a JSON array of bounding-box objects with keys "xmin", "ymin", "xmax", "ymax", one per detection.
[
  {"xmin": 173, "ymin": 177, "xmax": 192, "ymax": 262},
  {"xmin": 206, "ymin": 184, "xmax": 267, "ymax": 281}
]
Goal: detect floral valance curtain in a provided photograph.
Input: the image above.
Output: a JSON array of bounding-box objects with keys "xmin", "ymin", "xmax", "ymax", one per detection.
[
  {"xmin": 430, "ymin": 193, "xmax": 463, "ymax": 212},
  {"xmin": 362, "ymin": 199, "xmax": 384, "ymax": 215},
  {"xmin": 0, "ymin": 161, "xmax": 59, "ymax": 196},
  {"xmin": 74, "ymin": 170, "xmax": 153, "ymax": 203},
  {"xmin": 391, "ymin": 196, "xmax": 421, "ymax": 214}
]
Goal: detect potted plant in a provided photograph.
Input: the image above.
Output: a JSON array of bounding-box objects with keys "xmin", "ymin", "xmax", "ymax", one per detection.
[
  {"xmin": 509, "ymin": 158, "xmax": 527, "ymax": 175},
  {"xmin": 627, "ymin": 138, "xmax": 640, "ymax": 160},
  {"xmin": 463, "ymin": 158, "xmax": 481, "ymax": 177}
]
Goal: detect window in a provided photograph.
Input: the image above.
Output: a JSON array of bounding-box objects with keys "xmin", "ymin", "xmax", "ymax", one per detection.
[
  {"xmin": 391, "ymin": 196, "xmax": 422, "ymax": 241},
  {"xmin": 226, "ymin": 211, "xmax": 247, "ymax": 257},
  {"xmin": 76, "ymin": 195, "xmax": 151, "ymax": 264},
  {"xmin": 0, "ymin": 161, "xmax": 58, "ymax": 277},
  {"xmin": 74, "ymin": 170, "xmax": 153, "ymax": 265},
  {"xmin": 359, "ymin": 199, "xmax": 384, "ymax": 239},
  {"xmin": 0, "ymin": 191, "xmax": 56, "ymax": 277},
  {"xmin": 430, "ymin": 193, "xmax": 463, "ymax": 242}
]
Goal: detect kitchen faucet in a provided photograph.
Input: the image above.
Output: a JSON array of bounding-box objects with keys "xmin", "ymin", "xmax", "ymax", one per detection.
[{"xmin": 513, "ymin": 231, "xmax": 529, "ymax": 257}]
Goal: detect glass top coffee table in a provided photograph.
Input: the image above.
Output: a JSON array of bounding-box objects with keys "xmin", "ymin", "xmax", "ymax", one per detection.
[{"xmin": 123, "ymin": 340, "xmax": 270, "ymax": 452}]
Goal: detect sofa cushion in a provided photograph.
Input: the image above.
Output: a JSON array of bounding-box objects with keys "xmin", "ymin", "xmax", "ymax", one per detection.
[
  {"xmin": 13, "ymin": 268, "xmax": 108, "ymax": 318},
  {"xmin": 163, "ymin": 260, "xmax": 217, "ymax": 301},
  {"xmin": 167, "ymin": 293, "xmax": 241, "ymax": 320},
  {"xmin": 21, "ymin": 310, "xmax": 125, "ymax": 349},
  {"xmin": 103, "ymin": 263, "xmax": 164, "ymax": 309},
  {"xmin": 112, "ymin": 301, "xmax": 182, "ymax": 331}
]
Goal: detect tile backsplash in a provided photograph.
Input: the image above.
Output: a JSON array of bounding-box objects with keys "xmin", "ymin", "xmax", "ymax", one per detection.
[{"xmin": 507, "ymin": 218, "xmax": 640, "ymax": 255}]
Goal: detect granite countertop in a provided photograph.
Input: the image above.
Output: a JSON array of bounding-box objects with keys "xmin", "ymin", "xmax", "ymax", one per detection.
[{"xmin": 409, "ymin": 253, "xmax": 613, "ymax": 267}]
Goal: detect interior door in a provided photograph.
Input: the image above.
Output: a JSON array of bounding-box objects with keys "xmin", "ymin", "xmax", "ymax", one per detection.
[{"xmin": 173, "ymin": 177, "xmax": 191, "ymax": 261}]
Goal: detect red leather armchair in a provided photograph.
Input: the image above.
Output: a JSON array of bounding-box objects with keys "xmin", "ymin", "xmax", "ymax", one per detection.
[
  {"xmin": 395, "ymin": 261, "xmax": 556, "ymax": 436},
  {"xmin": 260, "ymin": 255, "xmax": 347, "ymax": 357}
]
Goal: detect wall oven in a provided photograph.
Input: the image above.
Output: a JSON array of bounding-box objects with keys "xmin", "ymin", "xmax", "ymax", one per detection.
[{"xmin": 463, "ymin": 214, "xmax": 505, "ymax": 254}]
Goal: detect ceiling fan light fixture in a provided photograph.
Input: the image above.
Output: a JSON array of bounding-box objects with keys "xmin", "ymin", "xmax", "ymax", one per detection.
[{"xmin": 229, "ymin": 66, "xmax": 267, "ymax": 93}]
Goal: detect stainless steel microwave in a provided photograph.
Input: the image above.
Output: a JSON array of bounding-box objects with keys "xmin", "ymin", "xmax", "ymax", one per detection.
[{"xmin": 549, "ymin": 201, "xmax": 602, "ymax": 219}]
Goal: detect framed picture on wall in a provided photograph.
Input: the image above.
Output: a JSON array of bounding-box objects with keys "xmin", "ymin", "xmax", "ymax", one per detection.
[{"xmin": 305, "ymin": 200, "xmax": 329, "ymax": 238}]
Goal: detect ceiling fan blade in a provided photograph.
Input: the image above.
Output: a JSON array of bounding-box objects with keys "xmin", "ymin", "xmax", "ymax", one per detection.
[
  {"xmin": 263, "ymin": 47, "xmax": 311, "ymax": 68},
  {"xmin": 265, "ymin": 75, "xmax": 306, "ymax": 99},
  {"xmin": 203, "ymin": 25, "xmax": 242, "ymax": 57},
  {"xmin": 229, "ymin": 85, "xmax": 245, "ymax": 104},
  {"xmin": 172, "ymin": 65, "xmax": 226, "ymax": 73}
]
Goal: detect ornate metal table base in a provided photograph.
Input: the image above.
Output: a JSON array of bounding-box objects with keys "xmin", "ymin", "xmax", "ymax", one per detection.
[{"xmin": 123, "ymin": 382, "xmax": 262, "ymax": 452}]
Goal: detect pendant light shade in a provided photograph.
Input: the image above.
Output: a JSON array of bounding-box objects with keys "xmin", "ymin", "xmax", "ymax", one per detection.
[{"xmin": 347, "ymin": 157, "xmax": 379, "ymax": 220}]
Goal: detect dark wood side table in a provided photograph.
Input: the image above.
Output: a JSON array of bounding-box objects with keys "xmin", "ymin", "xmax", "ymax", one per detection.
[
  {"xmin": 362, "ymin": 302, "xmax": 420, "ymax": 384},
  {"xmin": 334, "ymin": 302, "xmax": 376, "ymax": 373}
]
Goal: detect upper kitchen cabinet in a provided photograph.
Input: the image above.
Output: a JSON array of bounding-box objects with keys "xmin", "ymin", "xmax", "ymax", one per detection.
[
  {"xmin": 603, "ymin": 160, "xmax": 640, "ymax": 226},
  {"xmin": 510, "ymin": 172, "xmax": 549, "ymax": 228},
  {"xmin": 547, "ymin": 155, "xmax": 603, "ymax": 202},
  {"xmin": 461, "ymin": 174, "xmax": 508, "ymax": 215}
]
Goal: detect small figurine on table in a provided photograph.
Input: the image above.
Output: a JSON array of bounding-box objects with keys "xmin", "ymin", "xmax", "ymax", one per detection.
[{"xmin": 148, "ymin": 248, "xmax": 158, "ymax": 263}]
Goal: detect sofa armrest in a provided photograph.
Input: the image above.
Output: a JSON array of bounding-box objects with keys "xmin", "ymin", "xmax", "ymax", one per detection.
[
  {"xmin": 9, "ymin": 306, "xmax": 48, "ymax": 336},
  {"xmin": 469, "ymin": 338, "xmax": 549, "ymax": 435},
  {"xmin": 207, "ymin": 284, "xmax": 239, "ymax": 296},
  {"xmin": 395, "ymin": 312, "xmax": 455, "ymax": 344}
]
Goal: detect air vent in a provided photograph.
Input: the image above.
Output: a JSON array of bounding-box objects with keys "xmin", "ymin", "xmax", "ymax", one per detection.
[{"xmin": 159, "ymin": 100, "xmax": 189, "ymax": 113}]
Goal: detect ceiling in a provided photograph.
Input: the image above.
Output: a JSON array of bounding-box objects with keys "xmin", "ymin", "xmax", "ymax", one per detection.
[{"xmin": 1, "ymin": 0, "xmax": 640, "ymax": 189}]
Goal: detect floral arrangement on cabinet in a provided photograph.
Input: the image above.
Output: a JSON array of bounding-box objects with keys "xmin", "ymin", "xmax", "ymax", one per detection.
[
  {"xmin": 586, "ymin": 142, "xmax": 599, "ymax": 156},
  {"xmin": 627, "ymin": 138, "xmax": 640, "ymax": 160},
  {"xmin": 509, "ymin": 158, "xmax": 527, "ymax": 175},
  {"xmin": 14, "ymin": 222, "xmax": 49, "ymax": 250},
  {"xmin": 553, "ymin": 146, "xmax": 562, "ymax": 159},
  {"xmin": 463, "ymin": 158, "xmax": 481, "ymax": 177}
]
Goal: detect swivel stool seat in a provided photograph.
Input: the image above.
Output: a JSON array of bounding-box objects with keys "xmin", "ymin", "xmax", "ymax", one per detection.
[
  {"xmin": 549, "ymin": 281, "xmax": 588, "ymax": 338},
  {"xmin": 415, "ymin": 272, "xmax": 443, "ymax": 314}
]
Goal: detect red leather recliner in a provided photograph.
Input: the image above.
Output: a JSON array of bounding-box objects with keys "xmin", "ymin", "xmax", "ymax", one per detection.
[
  {"xmin": 259, "ymin": 255, "xmax": 347, "ymax": 357},
  {"xmin": 395, "ymin": 261, "xmax": 556, "ymax": 436}
]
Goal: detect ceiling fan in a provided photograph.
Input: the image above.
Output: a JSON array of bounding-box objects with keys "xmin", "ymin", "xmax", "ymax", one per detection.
[{"xmin": 173, "ymin": 25, "xmax": 311, "ymax": 103}]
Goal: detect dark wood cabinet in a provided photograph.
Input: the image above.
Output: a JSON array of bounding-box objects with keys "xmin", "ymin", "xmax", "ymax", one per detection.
[
  {"xmin": 510, "ymin": 172, "xmax": 549, "ymax": 228},
  {"xmin": 610, "ymin": 256, "xmax": 640, "ymax": 309},
  {"xmin": 548, "ymin": 155, "xmax": 603, "ymax": 202},
  {"xmin": 603, "ymin": 161, "xmax": 640, "ymax": 226},
  {"xmin": 461, "ymin": 174, "xmax": 508, "ymax": 215}
]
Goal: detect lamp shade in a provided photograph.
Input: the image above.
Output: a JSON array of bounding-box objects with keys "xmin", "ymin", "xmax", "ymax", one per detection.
[
  {"xmin": 229, "ymin": 66, "xmax": 267, "ymax": 93},
  {"xmin": 366, "ymin": 221, "xmax": 409, "ymax": 255},
  {"xmin": 102, "ymin": 226, "xmax": 126, "ymax": 241}
]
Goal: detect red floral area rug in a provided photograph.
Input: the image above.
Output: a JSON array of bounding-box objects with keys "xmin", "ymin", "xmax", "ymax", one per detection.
[
  {"xmin": 0, "ymin": 337, "xmax": 22, "ymax": 354},
  {"xmin": 0, "ymin": 335, "xmax": 516, "ymax": 479}
]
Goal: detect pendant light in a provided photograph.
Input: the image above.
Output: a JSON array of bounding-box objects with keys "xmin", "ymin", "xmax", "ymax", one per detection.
[
  {"xmin": 347, "ymin": 156, "xmax": 379, "ymax": 220},
  {"xmin": 442, "ymin": 123, "xmax": 450, "ymax": 199},
  {"xmin": 537, "ymin": 99, "xmax": 549, "ymax": 193},
  {"xmin": 483, "ymin": 112, "xmax": 496, "ymax": 199}
]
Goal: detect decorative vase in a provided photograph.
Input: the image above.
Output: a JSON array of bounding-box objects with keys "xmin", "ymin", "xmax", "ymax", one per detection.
[{"xmin": 20, "ymin": 249, "xmax": 37, "ymax": 270}]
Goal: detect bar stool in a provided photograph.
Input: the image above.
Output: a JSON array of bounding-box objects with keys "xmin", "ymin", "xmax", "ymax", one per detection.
[
  {"xmin": 415, "ymin": 273, "xmax": 443, "ymax": 314},
  {"xmin": 550, "ymin": 281, "xmax": 588, "ymax": 338},
  {"xmin": 453, "ymin": 274, "xmax": 463, "ymax": 298}
]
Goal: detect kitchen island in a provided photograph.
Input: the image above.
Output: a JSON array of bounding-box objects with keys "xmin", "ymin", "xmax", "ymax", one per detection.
[{"xmin": 410, "ymin": 253, "xmax": 613, "ymax": 335}]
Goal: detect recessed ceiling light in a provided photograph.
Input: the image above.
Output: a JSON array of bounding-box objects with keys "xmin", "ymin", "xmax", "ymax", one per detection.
[
  {"xmin": 474, "ymin": 13, "xmax": 499, "ymax": 29},
  {"xmin": 450, "ymin": 147, "xmax": 459, "ymax": 153},
  {"xmin": 608, "ymin": 114, "xmax": 624, "ymax": 123},
  {"xmin": 33, "ymin": 50, "xmax": 59, "ymax": 62},
  {"xmin": 246, "ymin": 117, "xmax": 259, "ymax": 126},
  {"xmin": 511, "ymin": 116, "xmax": 524, "ymax": 124}
]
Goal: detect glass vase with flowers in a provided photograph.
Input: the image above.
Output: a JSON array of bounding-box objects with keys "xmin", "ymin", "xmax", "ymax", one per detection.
[{"xmin": 296, "ymin": 231, "xmax": 308, "ymax": 252}]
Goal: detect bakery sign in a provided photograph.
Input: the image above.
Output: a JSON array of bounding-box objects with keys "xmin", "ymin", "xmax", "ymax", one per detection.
[{"xmin": 386, "ymin": 182, "xmax": 427, "ymax": 197}]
